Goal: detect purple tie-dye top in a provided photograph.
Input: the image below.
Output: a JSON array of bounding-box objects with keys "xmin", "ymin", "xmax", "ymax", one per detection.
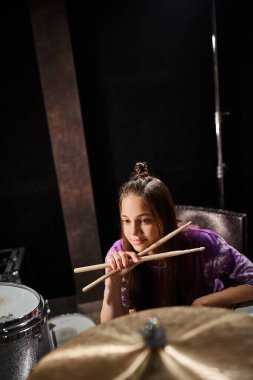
[{"xmin": 105, "ymin": 227, "xmax": 253, "ymax": 308}]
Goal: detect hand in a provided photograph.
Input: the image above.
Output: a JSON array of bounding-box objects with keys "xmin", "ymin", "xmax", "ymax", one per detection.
[
  {"xmin": 106, "ymin": 251, "xmax": 140, "ymax": 276},
  {"xmin": 191, "ymin": 296, "xmax": 210, "ymax": 307}
]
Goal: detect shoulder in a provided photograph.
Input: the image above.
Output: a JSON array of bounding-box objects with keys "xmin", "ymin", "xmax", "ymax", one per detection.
[
  {"xmin": 183, "ymin": 225, "xmax": 224, "ymax": 248},
  {"xmin": 108, "ymin": 239, "xmax": 123, "ymax": 252},
  {"xmin": 105, "ymin": 239, "xmax": 123, "ymax": 261},
  {"xmin": 183, "ymin": 225, "xmax": 252, "ymax": 266}
]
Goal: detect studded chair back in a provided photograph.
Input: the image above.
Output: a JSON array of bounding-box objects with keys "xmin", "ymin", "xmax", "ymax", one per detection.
[{"xmin": 175, "ymin": 205, "xmax": 247, "ymax": 254}]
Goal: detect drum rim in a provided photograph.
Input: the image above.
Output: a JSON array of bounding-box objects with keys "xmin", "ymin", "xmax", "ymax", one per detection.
[
  {"xmin": 48, "ymin": 312, "xmax": 96, "ymax": 347},
  {"xmin": 49, "ymin": 312, "xmax": 95, "ymax": 325},
  {"xmin": 0, "ymin": 311, "xmax": 49, "ymax": 343},
  {"xmin": 0, "ymin": 282, "xmax": 45, "ymax": 333}
]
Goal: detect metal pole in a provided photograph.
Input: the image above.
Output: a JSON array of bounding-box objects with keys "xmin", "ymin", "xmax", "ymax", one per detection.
[{"xmin": 211, "ymin": 0, "xmax": 225, "ymax": 209}]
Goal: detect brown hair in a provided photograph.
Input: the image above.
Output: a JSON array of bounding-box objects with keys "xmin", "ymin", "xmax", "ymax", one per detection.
[
  {"xmin": 119, "ymin": 162, "xmax": 177, "ymax": 246},
  {"xmin": 119, "ymin": 162, "xmax": 186, "ymax": 309}
]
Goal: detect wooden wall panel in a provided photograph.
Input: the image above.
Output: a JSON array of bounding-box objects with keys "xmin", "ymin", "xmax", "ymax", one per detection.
[{"xmin": 29, "ymin": 0, "xmax": 104, "ymax": 303}]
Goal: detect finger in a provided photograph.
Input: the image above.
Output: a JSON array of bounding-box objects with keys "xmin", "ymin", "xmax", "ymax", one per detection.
[
  {"xmin": 114, "ymin": 253, "xmax": 125, "ymax": 270},
  {"xmin": 106, "ymin": 256, "xmax": 118, "ymax": 271},
  {"xmin": 105, "ymin": 261, "xmax": 115, "ymax": 272},
  {"xmin": 120, "ymin": 253, "xmax": 131, "ymax": 268},
  {"xmin": 127, "ymin": 251, "xmax": 140, "ymax": 263}
]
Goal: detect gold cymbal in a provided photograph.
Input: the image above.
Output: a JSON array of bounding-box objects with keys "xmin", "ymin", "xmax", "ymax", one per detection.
[{"xmin": 28, "ymin": 306, "xmax": 253, "ymax": 380}]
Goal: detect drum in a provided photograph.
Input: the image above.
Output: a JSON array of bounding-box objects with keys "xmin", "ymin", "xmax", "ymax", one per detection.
[
  {"xmin": 49, "ymin": 313, "xmax": 96, "ymax": 346},
  {"xmin": 0, "ymin": 282, "xmax": 52, "ymax": 380}
]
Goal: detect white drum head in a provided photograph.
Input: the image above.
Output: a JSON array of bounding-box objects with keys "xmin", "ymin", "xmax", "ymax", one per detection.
[
  {"xmin": 235, "ymin": 305, "xmax": 253, "ymax": 316},
  {"xmin": 0, "ymin": 283, "xmax": 39, "ymax": 322},
  {"xmin": 49, "ymin": 313, "xmax": 96, "ymax": 345}
]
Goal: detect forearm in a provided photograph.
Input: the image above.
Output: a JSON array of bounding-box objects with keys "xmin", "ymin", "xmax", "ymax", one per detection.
[
  {"xmin": 100, "ymin": 277, "xmax": 129, "ymax": 323},
  {"xmin": 192, "ymin": 284, "xmax": 253, "ymax": 308}
]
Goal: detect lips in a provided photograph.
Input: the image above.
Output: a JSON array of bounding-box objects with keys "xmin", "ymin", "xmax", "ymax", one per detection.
[{"xmin": 131, "ymin": 240, "xmax": 146, "ymax": 246}]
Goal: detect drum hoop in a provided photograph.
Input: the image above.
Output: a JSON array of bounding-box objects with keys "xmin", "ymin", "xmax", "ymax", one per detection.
[
  {"xmin": 0, "ymin": 282, "xmax": 46, "ymax": 336},
  {"xmin": 0, "ymin": 311, "xmax": 49, "ymax": 343},
  {"xmin": 49, "ymin": 312, "xmax": 95, "ymax": 325}
]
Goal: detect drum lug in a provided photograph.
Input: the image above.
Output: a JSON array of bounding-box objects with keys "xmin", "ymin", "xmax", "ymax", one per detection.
[
  {"xmin": 32, "ymin": 319, "xmax": 42, "ymax": 341},
  {"xmin": 1, "ymin": 335, "xmax": 8, "ymax": 342},
  {"xmin": 33, "ymin": 332, "xmax": 42, "ymax": 341},
  {"xmin": 45, "ymin": 299, "xmax": 51, "ymax": 316},
  {"xmin": 0, "ymin": 327, "xmax": 8, "ymax": 342}
]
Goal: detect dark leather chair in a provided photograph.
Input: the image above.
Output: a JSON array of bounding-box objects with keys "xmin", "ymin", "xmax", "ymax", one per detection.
[
  {"xmin": 175, "ymin": 205, "xmax": 251, "ymax": 312},
  {"xmin": 175, "ymin": 205, "xmax": 247, "ymax": 254}
]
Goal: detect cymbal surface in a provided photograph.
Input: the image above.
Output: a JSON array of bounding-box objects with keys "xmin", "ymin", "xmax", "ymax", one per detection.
[{"xmin": 28, "ymin": 306, "xmax": 253, "ymax": 380}]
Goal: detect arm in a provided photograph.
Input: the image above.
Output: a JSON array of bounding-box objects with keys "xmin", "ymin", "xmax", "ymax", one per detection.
[
  {"xmin": 189, "ymin": 229, "xmax": 253, "ymax": 308},
  {"xmin": 100, "ymin": 249, "xmax": 140, "ymax": 323},
  {"xmin": 100, "ymin": 276, "xmax": 129, "ymax": 323},
  {"xmin": 192, "ymin": 284, "xmax": 253, "ymax": 307}
]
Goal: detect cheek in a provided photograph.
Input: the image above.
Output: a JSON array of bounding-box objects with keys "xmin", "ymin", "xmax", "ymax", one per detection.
[
  {"xmin": 122, "ymin": 224, "xmax": 129, "ymax": 235},
  {"xmin": 152, "ymin": 226, "xmax": 162, "ymax": 240},
  {"xmin": 147, "ymin": 225, "xmax": 160, "ymax": 239},
  {"xmin": 155, "ymin": 221, "xmax": 164, "ymax": 238}
]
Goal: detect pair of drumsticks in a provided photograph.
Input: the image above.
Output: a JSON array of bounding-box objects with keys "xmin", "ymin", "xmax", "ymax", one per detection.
[{"xmin": 74, "ymin": 221, "xmax": 205, "ymax": 293}]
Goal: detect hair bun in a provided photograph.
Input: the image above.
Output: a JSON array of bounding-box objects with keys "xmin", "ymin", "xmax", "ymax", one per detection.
[{"xmin": 132, "ymin": 161, "xmax": 149, "ymax": 180}]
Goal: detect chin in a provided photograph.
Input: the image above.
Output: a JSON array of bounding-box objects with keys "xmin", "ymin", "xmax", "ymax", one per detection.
[{"xmin": 133, "ymin": 244, "xmax": 147, "ymax": 253}]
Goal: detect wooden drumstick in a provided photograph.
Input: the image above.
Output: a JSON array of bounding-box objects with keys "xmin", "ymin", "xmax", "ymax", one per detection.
[
  {"xmin": 76, "ymin": 220, "xmax": 192, "ymax": 273},
  {"xmin": 81, "ymin": 221, "xmax": 192, "ymax": 293},
  {"xmin": 75, "ymin": 247, "xmax": 205, "ymax": 273}
]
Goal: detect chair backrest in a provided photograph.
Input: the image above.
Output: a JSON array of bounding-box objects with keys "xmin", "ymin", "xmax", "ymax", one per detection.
[{"xmin": 175, "ymin": 205, "xmax": 247, "ymax": 254}]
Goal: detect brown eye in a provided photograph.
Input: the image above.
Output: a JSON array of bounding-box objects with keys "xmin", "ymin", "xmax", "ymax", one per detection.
[{"xmin": 141, "ymin": 218, "xmax": 152, "ymax": 224}]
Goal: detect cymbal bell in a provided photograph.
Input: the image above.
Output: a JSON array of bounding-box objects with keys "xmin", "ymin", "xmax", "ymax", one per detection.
[{"xmin": 28, "ymin": 306, "xmax": 253, "ymax": 380}]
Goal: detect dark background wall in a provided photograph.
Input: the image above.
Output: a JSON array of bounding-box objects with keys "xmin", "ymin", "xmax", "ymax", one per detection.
[
  {"xmin": 0, "ymin": 1, "xmax": 76, "ymax": 298},
  {"xmin": 0, "ymin": 0, "xmax": 252, "ymax": 301}
]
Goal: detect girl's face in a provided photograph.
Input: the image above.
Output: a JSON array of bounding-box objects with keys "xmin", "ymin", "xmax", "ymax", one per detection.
[{"xmin": 121, "ymin": 194, "xmax": 161, "ymax": 252}]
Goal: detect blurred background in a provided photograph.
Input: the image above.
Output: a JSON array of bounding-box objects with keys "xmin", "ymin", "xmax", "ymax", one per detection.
[{"xmin": 0, "ymin": 0, "xmax": 252, "ymax": 308}]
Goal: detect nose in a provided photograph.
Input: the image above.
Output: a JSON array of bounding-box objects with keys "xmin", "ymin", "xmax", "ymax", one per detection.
[{"xmin": 130, "ymin": 221, "xmax": 141, "ymax": 236}]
